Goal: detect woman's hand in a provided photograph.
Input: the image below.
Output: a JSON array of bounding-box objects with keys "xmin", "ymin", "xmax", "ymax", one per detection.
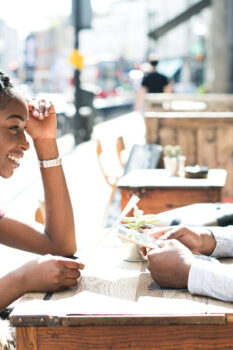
[
  {"xmin": 18, "ymin": 255, "xmax": 85, "ymax": 293},
  {"xmin": 148, "ymin": 239, "xmax": 194, "ymax": 288},
  {"xmin": 146, "ymin": 225, "xmax": 216, "ymax": 255},
  {"xmin": 26, "ymin": 98, "xmax": 57, "ymax": 141}
]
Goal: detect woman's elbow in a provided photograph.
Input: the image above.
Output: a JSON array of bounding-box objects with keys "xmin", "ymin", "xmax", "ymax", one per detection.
[{"xmin": 58, "ymin": 241, "xmax": 77, "ymax": 257}]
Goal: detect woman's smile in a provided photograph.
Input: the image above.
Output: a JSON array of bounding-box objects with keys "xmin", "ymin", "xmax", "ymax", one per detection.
[{"xmin": 7, "ymin": 153, "xmax": 22, "ymax": 168}]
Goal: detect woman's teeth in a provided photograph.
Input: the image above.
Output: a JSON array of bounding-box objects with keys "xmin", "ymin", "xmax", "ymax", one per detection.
[{"xmin": 8, "ymin": 155, "xmax": 20, "ymax": 164}]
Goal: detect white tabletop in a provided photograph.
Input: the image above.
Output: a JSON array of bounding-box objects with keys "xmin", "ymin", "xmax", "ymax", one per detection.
[{"xmin": 117, "ymin": 169, "xmax": 227, "ymax": 188}]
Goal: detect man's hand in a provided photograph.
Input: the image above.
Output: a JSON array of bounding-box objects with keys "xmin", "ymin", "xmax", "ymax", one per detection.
[
  {"xmin": 26, "ymin": 99, "xmax": 57, "ymax": 141},
  {"xmin": 147, "ymin": 225, "xmax": 216, "ymax": 256},
  {"xmin": 18, "ymin": 255, "xmax": 85, "ymax": 293},
  {"xmin": 148, "ymin": 239, "xmax": 194, "ymax": 288}
]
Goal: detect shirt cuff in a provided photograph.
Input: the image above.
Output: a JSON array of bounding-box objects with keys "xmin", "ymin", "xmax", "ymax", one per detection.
[{"xmin": 209, "ymin": 226, "xmax": 233, "ymax": 257}]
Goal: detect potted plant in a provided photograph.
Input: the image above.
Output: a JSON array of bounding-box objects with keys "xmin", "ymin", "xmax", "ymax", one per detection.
[{"xmin": 163, "ymin": 145, "xmax": 186, "ymax": 177}]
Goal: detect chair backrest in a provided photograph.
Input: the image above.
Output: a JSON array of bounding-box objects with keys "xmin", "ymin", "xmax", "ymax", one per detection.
[
  {"xmin": 123, "ymin": 143, "xmax": 163, "ymax": 175},
  {"xmin": 96, "ymin": 137, "xmax": 125, "ymax": 188},
  {"xmin": 116, "ymin": 136, "xmax": 126, "ymax": 169}
]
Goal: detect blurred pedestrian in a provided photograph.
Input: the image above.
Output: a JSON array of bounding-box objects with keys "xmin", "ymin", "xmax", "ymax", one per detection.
[
  {"xmin": 0, "ymin": 70, "xmax": 84, "ymax": 313},
  {"xmin": 134, "ymin": 55, "xmax": 172, "ymax": 112}
]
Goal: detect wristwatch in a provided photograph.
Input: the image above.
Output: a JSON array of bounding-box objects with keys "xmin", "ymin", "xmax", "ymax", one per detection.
[{"xmin": 39, "ymin": 157, "xmax": 62, "ymax": 168}]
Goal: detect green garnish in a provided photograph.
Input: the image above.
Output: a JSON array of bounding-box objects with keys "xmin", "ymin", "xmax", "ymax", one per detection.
[{"xmin": 122, "ymin": 205, "xmax": 158, "ymax": 230}]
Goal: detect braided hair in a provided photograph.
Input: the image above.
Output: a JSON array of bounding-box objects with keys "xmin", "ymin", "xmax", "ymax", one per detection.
[{"xmin": 0, "ymin": 70, "xmax": 15, "ymax": 109}]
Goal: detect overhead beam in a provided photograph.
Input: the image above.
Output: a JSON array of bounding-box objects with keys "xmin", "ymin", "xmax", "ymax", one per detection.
[{"xmin": 149, "ymin": 0, "xmax": 212, "ymax": 40}]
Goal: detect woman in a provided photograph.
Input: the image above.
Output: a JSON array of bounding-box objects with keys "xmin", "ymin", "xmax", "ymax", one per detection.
[{"xmin": 0, "ymin": 70, "xmax": 83, "ymax": 312}]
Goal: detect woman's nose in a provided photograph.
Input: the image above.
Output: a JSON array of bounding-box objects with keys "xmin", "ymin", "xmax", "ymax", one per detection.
[{"xmin": 18, "ymin": 133, "xmax": 30, "ymax": 151}]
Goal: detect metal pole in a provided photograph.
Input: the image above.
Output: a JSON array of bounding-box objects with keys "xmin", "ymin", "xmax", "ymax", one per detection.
[{"xmin": 73, "ymin": 28, "xmax": 87, "ymax": 144}]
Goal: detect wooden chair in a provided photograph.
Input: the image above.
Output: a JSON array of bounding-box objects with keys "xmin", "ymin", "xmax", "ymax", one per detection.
[
  {"xmin": 96, "ymin": 137, "xmax": 126, "ymax": 221},
  {"xmin": 35, "ymin": 199, "xmax": 45, "ymax": 225},
  {"xmin": 116, "ymin": 136, "xmax": 126, "ymax": 169}
]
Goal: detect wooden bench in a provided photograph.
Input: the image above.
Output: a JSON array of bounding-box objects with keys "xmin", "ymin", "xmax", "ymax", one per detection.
[{"xmin": 144, "ymin": 93, "xmax": 233, "ymax": 112}]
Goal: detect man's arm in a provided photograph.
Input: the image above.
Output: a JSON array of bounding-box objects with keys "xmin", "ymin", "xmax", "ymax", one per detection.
[
  {"xmin": 188, "ymin": 258, "xmax": 233, "ymax": 302},
  {"xmin": 208, "ymin": 226, "xmax": 233, "ymax": 257},
  {"xmin": 148, "ymin": 225, "xmax": 233, "ymax": 258},
  {"xmin": 148, "ymin": 238, "xmax": 233, "ymax": 302}
]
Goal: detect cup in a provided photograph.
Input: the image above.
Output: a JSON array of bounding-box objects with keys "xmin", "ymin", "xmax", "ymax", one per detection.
[
  {"xmin": 120, "ymin": 239, "xmax": 147, "ymax": 262},
  {"xmin": 163, "ymin": 156, "xmax": 186, "ymax": 177},
  {"xmin": 177, "ymin": 155, "xmax": 186, "ymax": 177}
]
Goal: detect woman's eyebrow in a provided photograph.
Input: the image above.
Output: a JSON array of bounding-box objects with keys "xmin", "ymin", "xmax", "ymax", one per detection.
[{"xmin": 6, "ymin": 114, "xmax": 24, "ymax": 121}]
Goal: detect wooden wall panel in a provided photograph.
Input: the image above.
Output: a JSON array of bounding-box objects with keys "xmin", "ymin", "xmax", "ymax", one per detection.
[
  {"xmin": 196, "ymin": 128, "xmax": 217, "ymax": 168},
  {"xmin": 145, "ymin": 113, "xmax": 233, "ymax": 197},
  {"xmin": 176, "ymin": 129, "xmax": 196, "ymax": 165},
  {"xmin": 216, "ymin": 128, "xmax": 233, "ymax": 196},
  {"xmin": 159, "ymin": 128, "xmax": 177, "ymax": 147},
  {"xmin": 145, "ymin": 118, "xmax": 159, "ymax": 144}
]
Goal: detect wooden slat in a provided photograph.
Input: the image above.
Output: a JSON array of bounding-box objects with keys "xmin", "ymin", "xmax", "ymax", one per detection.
[
  {"xmin": 159, "ymin": 127, "xmax": 177, "ymax": 146},
  {"xmin": 120, "ymin": 187, "xmax": 221, "ymax": 214},
  {"xmin": 16, "ymin": 327, "xmax": 37, "ymax": 350},
  {"xmin": 217, "ymin": 127, "xmax": 233, "ymax": 197},
  {"xmin": 176, "ymin": 128, "xmax": 196, "ymax": 165},
  {"xmin": 197, "ymin": 128, "xmax": 217, "ymax": 168},
  {"xmin": 16, "ymin": 323, "xmax": 233, "ymax": 350}
]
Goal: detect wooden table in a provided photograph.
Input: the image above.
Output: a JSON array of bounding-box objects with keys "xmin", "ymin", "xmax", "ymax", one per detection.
[
  {"xmin": 10, "ymin": 246, "xmax": 233, "ymax": 350},
  {"xmin": 117, "ymin": 168, "xmax": 227, "ymax": 214},
  {"xmin": 143, "ymin": 110, "xmax": 233, "ymax": 197}
]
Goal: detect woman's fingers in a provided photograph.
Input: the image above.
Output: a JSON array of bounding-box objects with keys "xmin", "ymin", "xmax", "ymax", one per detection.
[
  {"xmin": 28, "ymin": 98, "xmax": 53, "ymax": 119},
  {"xmin": 64, "ymin": 268, "xmax": 81, "ymax": 280}
]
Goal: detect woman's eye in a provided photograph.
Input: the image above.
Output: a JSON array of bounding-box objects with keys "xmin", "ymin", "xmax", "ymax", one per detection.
[{"xmin": 10, "ymin": 125, "xmax": 19, "ymax": 132}]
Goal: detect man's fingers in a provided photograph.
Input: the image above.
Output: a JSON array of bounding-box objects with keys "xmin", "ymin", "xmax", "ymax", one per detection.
[
  {"xmin": 148, "ymin": 227, "xmax": 171, "ymax": 238},
  {"xmin": 160, "ymin": 228, "xmax": 178, "ymax": 240},
  {"xmin": 148, "ymin": 240, "xmax": 165, "ymax": 255},
  {"xmin": 140, "ymin": 247, "xmax": 147, "ymax": 256}
]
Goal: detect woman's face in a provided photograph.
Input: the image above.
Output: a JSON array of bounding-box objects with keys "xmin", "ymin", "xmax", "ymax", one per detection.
[{"xmin": 0, "ymin": 93, "xmax": 29, "ymax": 178}]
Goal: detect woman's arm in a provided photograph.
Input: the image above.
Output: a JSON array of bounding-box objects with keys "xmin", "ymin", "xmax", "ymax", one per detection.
[
  {"xmin": 0, "ymin": 101, "xmax": 76, "ymax": 257},
  {"xmin": 0, "ymin": 254, "xmax": 84, "ymax": 311},
  {"xmin": 27, "ymin": 101, "xmax": 76, "ymax": 256}
]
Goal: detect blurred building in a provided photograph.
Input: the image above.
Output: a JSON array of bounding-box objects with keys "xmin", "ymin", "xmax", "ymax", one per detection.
[
  {"xmin": 0, "ymin": 19, "xmax": 19, "ymax": 76},
  {"xmin": 80, "ymin": 0, "xmax": 233, "ymax": 94},
  {"xmin": 18, "ymin": 0, "xmax": 232, "ymax": 95},
  {"xmin": 79, "ymin": 0, "xmax": 211, "ymax": 93},
  {"xmin": 32, "ymin": 18, "xmax": 74, "ymax": 92}
]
